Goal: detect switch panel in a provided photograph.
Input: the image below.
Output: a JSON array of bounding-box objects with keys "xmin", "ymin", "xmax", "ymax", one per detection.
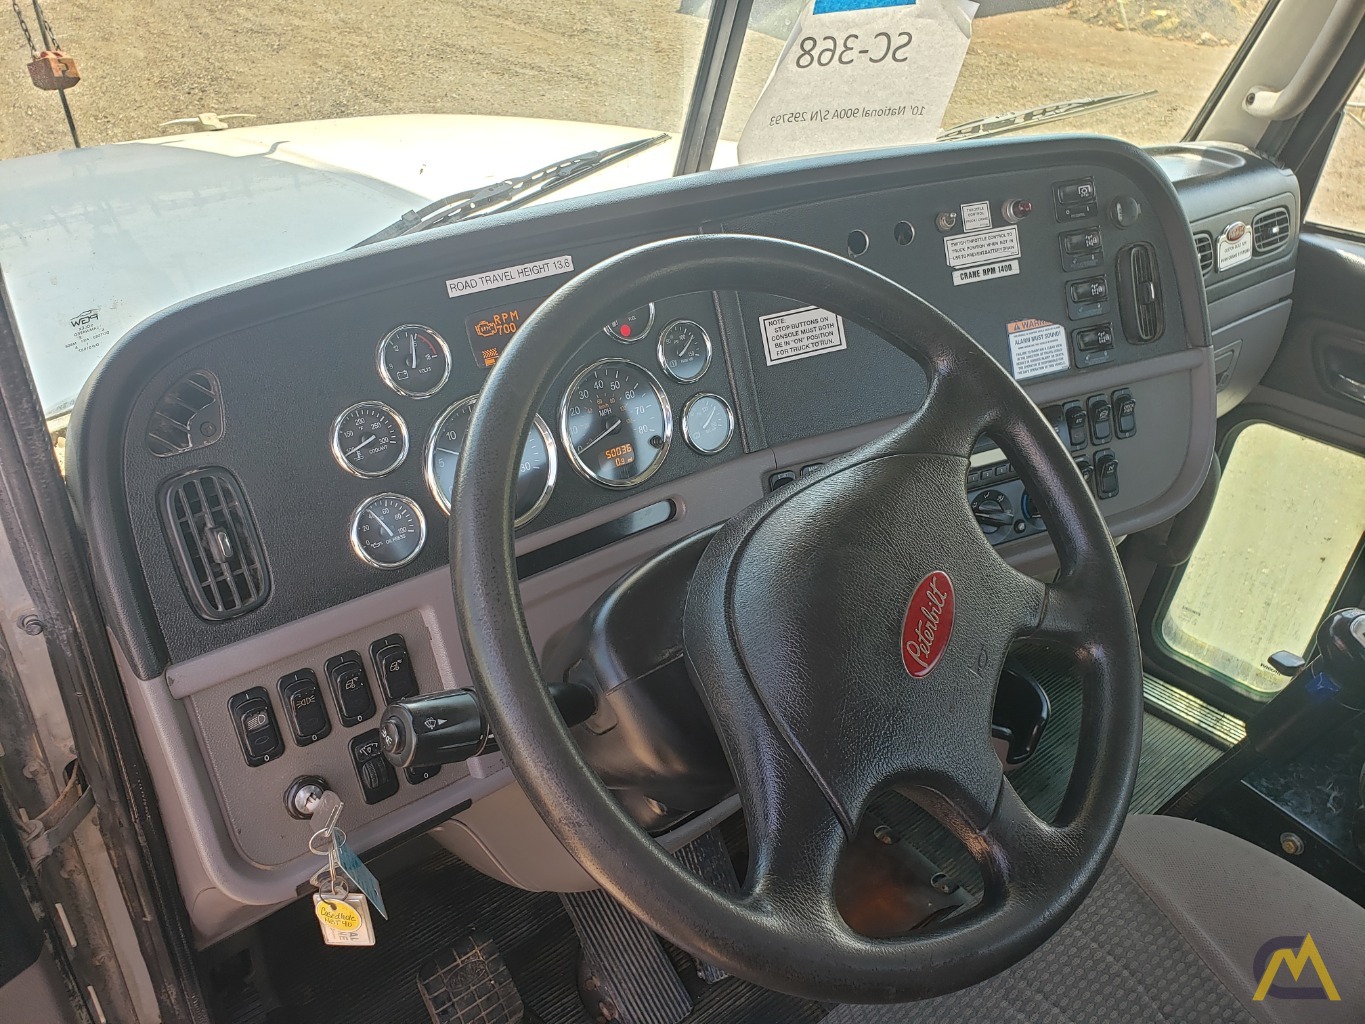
[
  {"xmin": 277, "ymin": 669, "xmax": 331, "ymax": 746},
  {"xmin": 325, "ymin": 651, "xmax": 376, "ymax": 727},
  {"xmin": 228, "ymin": 687, "xmax": 285, "ymax": 767},
  {"xmin": 370, "ymin": 634, "xmax": 419, "ymax": 704},
  {"xmin": 350, "ymin": 730, "xmax": 399, "ymax": 804}
]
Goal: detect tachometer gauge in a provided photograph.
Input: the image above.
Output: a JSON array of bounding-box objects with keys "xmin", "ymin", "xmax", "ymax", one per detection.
[
  {"xmin": 349, "ymin": 493, "xmax": 426, "ymax": 569},
  {"xmin": 604, "ymin": 304, "xmax": 655, "ymax": 343},
  {"xmin": 560, "ymin": 359, "xmax": 671, "ymax": 488},
  {"xmin": 681, "ymin": 393, "xmax": 735, "ymax": 455},
  {"xmin": 657, "ymin": 319, "xmax": 712, "ymax": 383},
  {"xmin": 377, "ymin": 324, "xmax": 451, "ymax": 398},
  {"xmin": 425, "ymin": 396, "xmax": 558, "ymax": 526},
  {"xmin": 331, "ymin": 402, "xmax": 408, "ymax": 477}
]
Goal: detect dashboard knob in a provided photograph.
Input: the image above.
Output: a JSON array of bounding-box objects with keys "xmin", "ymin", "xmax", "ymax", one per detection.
[
  {"xmin": 971, "ymin": 490, "xmax": 1014, "ymax": 534},
  {"xmin": 1110, "ymin": 195, "xmax": 1142, "ymax": 228},
  {"xmin": 1021, "ymin": 492, "xmax": 1044, "ymax": 521}
]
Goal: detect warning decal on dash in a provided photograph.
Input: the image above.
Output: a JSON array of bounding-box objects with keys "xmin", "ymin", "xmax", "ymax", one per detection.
[
  {"xmin": 952, "ymin": 259, "xmax": 1019, "ymax": 286},
  {"xmin": 759, "ymin": 306, "xmax": 848, "ymax": 366},
  {"xmin": 1006, "ymin": 318, "xmax": 1070, "ymax": 381},
  {"xmin": 944, "ymin": 225, "xmax": 1020, "ymax": 269}
]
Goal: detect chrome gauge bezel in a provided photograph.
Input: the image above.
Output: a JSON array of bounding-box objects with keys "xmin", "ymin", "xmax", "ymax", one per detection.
[
  {"xmin": 680, "ymin": 392, "xmax": 735, "ymax": 455},
  {"xmin": 424, "ymin": 395, "xmax": 558, "ymax": 527},
  {"xmin": 330, "ymin": 401, "xmax": 409, "ymax": 478},
  {"xmin": 348, "ymin": 493, "xmax": 427, "ymax": 569},
  {"xmin": 559, "ymin": 358, "xmax": 673, "ymax": 490},
  {"xmin": 376, "ymin": 324, "xmax": 452, "ymax": 399},
  {"xmin": 656, "ymin": 319, "xmax": 713, "ymax": 383},
  {"xmin": 603, "ymin": 303, "xmax": 656, "ymax": 344}
]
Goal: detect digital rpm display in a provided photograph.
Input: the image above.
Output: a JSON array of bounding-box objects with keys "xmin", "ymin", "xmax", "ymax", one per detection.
[{"xmin": 559, "ymin": 359, "xmax": 671, "ymax": 488}]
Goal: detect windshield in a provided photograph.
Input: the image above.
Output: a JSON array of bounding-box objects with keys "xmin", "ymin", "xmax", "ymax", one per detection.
[{"xmin": 3, "ymin": 0, "xmax": 1272, "ymax": 421}]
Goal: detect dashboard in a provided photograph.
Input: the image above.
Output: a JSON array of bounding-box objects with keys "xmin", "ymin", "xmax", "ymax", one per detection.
[{"xmin": 67, "ymin": 134, "xmax": 1299, "ymax": 945}]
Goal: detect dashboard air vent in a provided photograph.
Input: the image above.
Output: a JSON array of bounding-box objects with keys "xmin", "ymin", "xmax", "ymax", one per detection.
[
  {"xmin": 1116, "ymin": 242, "xmax": 1164, "ymax": 344},
  {"xmin": 1193, "ymin": 232, "xmax": 1214, "ymax": 276},
  {"xmin": 147, "ymin": 371, "xmax": 223, "ymax": 457},
  {"xmin": 161, "ymin": 469, "xmax": 268, "ymax": 620},
  {"xmin": 1252, "ymin": 207, "xmax": 1291, "ymax": 255}
]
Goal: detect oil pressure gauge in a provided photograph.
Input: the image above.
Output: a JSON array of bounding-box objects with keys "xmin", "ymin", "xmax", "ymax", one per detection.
[{"xmin": 349, "ymin": 493, "xmax": 426, "ymax": 569}]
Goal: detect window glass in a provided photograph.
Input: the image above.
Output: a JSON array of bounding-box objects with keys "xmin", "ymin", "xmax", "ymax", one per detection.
[
  {"xmin": 721, "ymin": 0, "xmax": 1273, "ymax": 159},
  {"xmin": 1307, "ymin": 81, "xmax": 1365, "ymax": 235},
  {"xmin": 1161, "ymin": 423, "xmax": 1365, "ymax": 698}
]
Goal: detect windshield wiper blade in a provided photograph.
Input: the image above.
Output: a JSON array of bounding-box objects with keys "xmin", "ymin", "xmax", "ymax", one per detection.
[
  {"xmin": 352, "ymin": 133, "xmax": 670, "ymax": 248},
  {"xmin": 937, "ymin": 91, "xmax": 1157, "ymax": 144}
]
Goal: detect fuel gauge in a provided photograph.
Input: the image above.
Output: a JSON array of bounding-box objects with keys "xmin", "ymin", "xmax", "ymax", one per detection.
[{"xmin": 657, "ymin": 320, "xmax": 712, "ymax": 383}]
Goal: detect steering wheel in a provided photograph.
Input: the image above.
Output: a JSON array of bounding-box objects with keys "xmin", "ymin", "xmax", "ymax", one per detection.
[{"xmin": 453, "ymin": 234, "xmax": 1143, "ymax": 1003}]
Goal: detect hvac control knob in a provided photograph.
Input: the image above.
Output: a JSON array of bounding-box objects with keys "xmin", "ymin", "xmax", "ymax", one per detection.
[
  {"xmin": 1021, "ymin": 491, "xmax": 1044, "ymax": 521},
  {"xmin": 971, "ymin": 490, "xmax": 1014, "ymax": 535}
]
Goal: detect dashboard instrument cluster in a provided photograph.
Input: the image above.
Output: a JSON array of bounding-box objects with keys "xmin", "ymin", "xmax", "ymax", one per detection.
[{"xmin": 325, "ymin": 297, "xmax": 736, "ymax": 569}]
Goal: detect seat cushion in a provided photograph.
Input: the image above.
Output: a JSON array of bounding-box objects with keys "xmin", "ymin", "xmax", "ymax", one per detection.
[{"xmin": 825, "ymin": 815, "xmax": 1365, "ymax": 1024}]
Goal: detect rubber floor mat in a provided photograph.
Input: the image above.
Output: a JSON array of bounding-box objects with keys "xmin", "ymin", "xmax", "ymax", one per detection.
[{"xmin": 225, "ymin": 839, "xmax": 824, "ymax": 1024}]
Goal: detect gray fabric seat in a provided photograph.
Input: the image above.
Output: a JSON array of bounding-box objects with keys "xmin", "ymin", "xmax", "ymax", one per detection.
[{"xmin": 827, "ymin": 815, "xmax": 1365, "ymax": 1024}]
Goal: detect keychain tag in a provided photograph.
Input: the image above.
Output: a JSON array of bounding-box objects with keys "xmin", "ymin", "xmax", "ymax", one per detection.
[
  {"xmin": 336, "ymin": 834, "xmax": 388, "ymax": 920},
  {"xmin": 313, "ymin": 891, "xmax": 375, "ymax": 947}
]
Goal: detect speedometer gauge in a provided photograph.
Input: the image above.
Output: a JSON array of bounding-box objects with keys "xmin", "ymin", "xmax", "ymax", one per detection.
[
  {"xmin": 560, "ymin": 359, "xmax": 671, "ymax": 488},
  {"xmin": 331, "ymin": 402, "xmax": 408, "ymax": 477},
  {"xmin": 349, "ymin": 493, "xmax": 426, "ymax": 569},
  {"xmin": 377, "ymin": 324, "xmax": 451, "ymax": 398},
  {"xmin": 425, "ymin": 396, "xmax": 557, "ymax": 527}
]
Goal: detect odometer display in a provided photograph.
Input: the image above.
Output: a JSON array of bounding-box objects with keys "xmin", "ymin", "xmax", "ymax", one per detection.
[
  {"xmin": 425, "ymin": 396, "xmax": 557, "ymax": 526},
  {"xmin": 349, "ymin": 493, "xmax": 426, "ymax": 569},
  {"xmin": 560, "ymin": 359, "xmax": 671, "ymax": 488}
]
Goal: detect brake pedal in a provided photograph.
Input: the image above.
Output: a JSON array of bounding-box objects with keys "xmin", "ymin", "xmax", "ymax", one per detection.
[{"xmin": 416, "ymin": 931, "xmax": 525, "ymax": 1024}]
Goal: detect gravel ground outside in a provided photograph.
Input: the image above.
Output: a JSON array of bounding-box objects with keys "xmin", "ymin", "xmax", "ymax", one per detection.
[{"xmin": 1, "ymin": 1, "xmax": 1358, "ymax": 225}]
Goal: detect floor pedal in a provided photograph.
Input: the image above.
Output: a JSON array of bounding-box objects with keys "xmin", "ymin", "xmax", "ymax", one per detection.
[
  {"xmin": 560, "ymin": 889, "xmax": 692, "ymax": 1024},
  {"xmin": 672, "ymin": 829, "xmax": 738, "ymax": 984},
  {"xmin": 416, "ymin": 931, "xmax": 525, "ymax": 1024}
]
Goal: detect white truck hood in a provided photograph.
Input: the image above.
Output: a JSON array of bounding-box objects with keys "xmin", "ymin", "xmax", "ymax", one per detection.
[{"xmin": 0, "ymin": 114, "xmax": 698, "ymax": 417}]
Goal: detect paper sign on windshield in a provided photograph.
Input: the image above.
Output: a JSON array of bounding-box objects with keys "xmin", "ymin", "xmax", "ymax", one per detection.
[{"xmin": 738, "ymin": 0, "xmax": 978, "ymax": 165}]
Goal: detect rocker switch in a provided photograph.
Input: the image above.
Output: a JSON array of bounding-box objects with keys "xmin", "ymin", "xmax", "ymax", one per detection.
[
  {"xmin": 326, "ymin": 652, "xmax": 376, "ymax": 727},
  {"xmin": 370, "ymin": 634, "xmax": 419, "ymax": 703},
  {"xmin": 229, "ymin": 687, "xmax": 284, "ymax": 767}
]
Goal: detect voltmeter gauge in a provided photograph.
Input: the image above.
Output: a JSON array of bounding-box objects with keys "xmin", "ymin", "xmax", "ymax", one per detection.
[
  {"xmin": 377, "ymin": 324, "xmax": 451, "ymax": 398},
  {"xmin": 425, "ymin": 396, "xmax": 557, "ymax": 527},
  {"xmin": 681, "ymin": 393, "xmax": 734, "ymax": 455},
  {"xmin": 349, "ymin": 493, "xmax": 426, "ymax": 569},
  {"xmin": 331, "ymin": 402, "xmax": 408, "ymax": 477},
  {"xmin": 604, "ymin": 304, "xmax": 655, "ymax": 343},
  {"xmin": 657, "ymin": 320, "xmax": 712, "ymax": 383},
  {"xmin": 560, "ymin": 359, "xmax": 671, "ymax": 488}
]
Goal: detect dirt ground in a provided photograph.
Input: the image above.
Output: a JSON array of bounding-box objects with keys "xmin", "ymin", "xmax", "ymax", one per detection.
[{"xmin": 0, "ymin": 1, "xmax": 1359, "ymax": 227}]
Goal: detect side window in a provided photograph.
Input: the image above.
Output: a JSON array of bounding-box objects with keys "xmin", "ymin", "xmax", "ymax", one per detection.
[
  {"xmin": 1159, "ymin": 423, "xmax": 1365, "ymax": 699},
  {"xmin": 1307, "ymin": 84, "xmax": 1365, "ymax": 235}
]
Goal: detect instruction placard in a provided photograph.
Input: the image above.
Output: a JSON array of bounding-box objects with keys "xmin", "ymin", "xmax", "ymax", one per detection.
[
  {"xmin": 953, "ymin": 259, "xmax": 1019, "ymax": 286},
  {"xmin": 738, "ymin": 0, "xmax": 979, "ymax": 165},
  {"xmin": 1007, "ymin": 319, "xmax": 1069, "ymax": 380},
  {"xmin": 944, "ymin": 226, "xmax": 1020, "ymax": 269},
  {"xmin": 759, "ymin": 306, "xmax": 848, "ymax": 365}
]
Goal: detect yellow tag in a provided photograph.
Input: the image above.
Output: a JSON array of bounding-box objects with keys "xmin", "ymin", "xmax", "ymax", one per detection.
[{"xmin": 315, "ymin": 897, "xmax": 362, "ymax": 933}]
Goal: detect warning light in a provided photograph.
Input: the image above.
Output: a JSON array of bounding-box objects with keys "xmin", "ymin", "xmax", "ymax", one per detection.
[{"xmin": 619, "ymin": 324, "xmax": 632, "ymax": 338}]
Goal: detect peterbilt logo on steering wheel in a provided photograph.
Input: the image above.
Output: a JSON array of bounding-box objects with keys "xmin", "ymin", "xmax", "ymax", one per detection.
[{"xmin": 901, "ymin": 571, "xmax": 955, "ymax": 678}]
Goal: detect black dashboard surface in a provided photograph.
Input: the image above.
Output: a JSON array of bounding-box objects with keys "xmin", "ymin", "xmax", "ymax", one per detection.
[{"xmin": 70, "ymin": 135, "xmax": 1213, "ymax": 679}]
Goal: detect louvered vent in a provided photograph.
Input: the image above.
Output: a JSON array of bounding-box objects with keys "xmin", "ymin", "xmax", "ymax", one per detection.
[
  {"xmin": 1252, "ymin": 207, "xmax": 1291, "ymax": 255},
  {"xmin": 1117, "ymin": 242, "xmax": 1164, "ymax": 344},
  {"xmin": 147, "ymin": 371, "xmax": 223, "ymax": 457},
  {"xmin": 161, "ymin": 469, "xmax": 268, "ymax": 620},
  {"xmin": 1193, "ymin": 232, "xmax": 1214, "ymax": 276}
]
